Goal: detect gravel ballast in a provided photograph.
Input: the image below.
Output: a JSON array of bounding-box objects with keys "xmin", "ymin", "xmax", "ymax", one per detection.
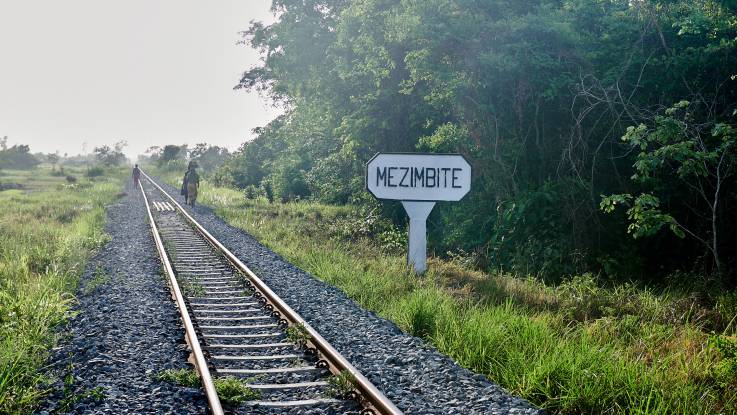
[
  {"xmin": 40, "ymin": 180, "xmax": 206, "ymax": 414},
  {"xmin": 154, "ymin": 177, "xmax": 543, "ymax": 415}
]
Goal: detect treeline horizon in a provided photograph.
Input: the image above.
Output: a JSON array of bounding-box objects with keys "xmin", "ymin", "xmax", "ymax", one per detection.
[
  {"xmin": 207, "ymin": 0, "xmax": 735, "ymax": 286},
  {"xmin": 0, "ymin": 136, "xmax": 133, "ymax": 169}
]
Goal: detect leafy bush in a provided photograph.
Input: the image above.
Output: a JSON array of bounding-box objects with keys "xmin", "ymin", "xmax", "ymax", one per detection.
[
  {"xmin": 555, "ymin": 274, "xmax": 647, "ymax": 322},
  {"xmin": 601, "ymin": 101, "xmax": 737, "ymax": 277},
  {"xmin": 85, "ymin": 166, "xmax": 104, "ymax": 178},
  {"xmin": 262, "ymin": 181, "xmax": 274, "ymax": 203},
  {"xmin": 330, "ymin": 205, "xmax": 396, "ymax": 243},
  {"xmin": 710, "ymin": 335, "xmax": 737, "ymax": 388},
  {"xmin": 304, "ymin": 152, "xmax": 359, "ymax": 204},
  {"xmin": 717, "ymin": 291, "xmax": 737, "ymax": 329},
  {"xmin": 378, "ymin": 226, "xmax": 407, "ymax": 253},
  {"xmin": 242, "ymin": 185, "xmax": 262, "ymax": 200},
  {"xmin": 270, "ymin": 157, "xmax": 310, "ymax": 202},
  {"xmin": 556, "ymin": 274, "xmax": 611, "ymax": 321},
  {"xmin": 448, "ymin": 180, "xmax": 590, "ymax": 280}
]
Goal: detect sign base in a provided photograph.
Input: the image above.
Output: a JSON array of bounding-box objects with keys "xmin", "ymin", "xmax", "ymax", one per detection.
[{"xmin": 402, "ymin": 201, "xmax": 436, "ymax": 274}]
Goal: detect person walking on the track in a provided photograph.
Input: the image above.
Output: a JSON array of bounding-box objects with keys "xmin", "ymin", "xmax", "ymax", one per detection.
[
  {"xmin": 132, "ymin": 164, "xmax": 141, "ymax": 186},
  {"xmin": 179, "ymin": 167, "xmax": 192, "ymax": 203},
  {"xmin": 184, "ymin": 162, "xmax": 200, "ymax": 207},
  {"xmin": 181, "ymin": 161, "xmax": 192, "ymax": 201}
]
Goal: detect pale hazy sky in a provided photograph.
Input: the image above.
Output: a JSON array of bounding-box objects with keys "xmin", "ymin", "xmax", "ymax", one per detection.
[{"xmin": 0, "ymin": 0, "xmax": 280, "ymax": 158}]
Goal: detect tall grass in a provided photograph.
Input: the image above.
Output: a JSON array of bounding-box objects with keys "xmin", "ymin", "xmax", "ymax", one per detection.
[
  {"xmin": 155, "ymin": 172, "xmax": 737, "ymax": 414},
  {"xmin": 0, "ymin": 167, "xmax": 122, "ymax": 414}
]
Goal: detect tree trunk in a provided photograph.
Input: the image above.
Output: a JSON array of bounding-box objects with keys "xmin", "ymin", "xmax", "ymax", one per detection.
[{"xmin": 712, "ymin": 162, "xmax": 723, "ymax": 277}]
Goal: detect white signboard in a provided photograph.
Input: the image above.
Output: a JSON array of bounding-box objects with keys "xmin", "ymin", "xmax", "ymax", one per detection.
[
  {"xmin": 366, "ymin": 153, "xmax": 472, "ymax": 201},
  {"xmin": 365, "ymin": 153, "xmax": 472, "ymax": 274}
]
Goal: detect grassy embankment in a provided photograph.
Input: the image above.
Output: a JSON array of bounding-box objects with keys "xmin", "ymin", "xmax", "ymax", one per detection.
[
  {"xmin": 156, "ymin": 169, "xmax": 737, "ymax": 414},
  {"xmin": 0, "ymin": 166, "xmax": 124, "ymax": 414}
]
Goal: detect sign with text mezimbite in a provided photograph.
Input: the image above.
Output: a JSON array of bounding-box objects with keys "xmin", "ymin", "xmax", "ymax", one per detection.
[{"xmin": 366, "ymin": 153, "xmax": 472, "ymax": 202}]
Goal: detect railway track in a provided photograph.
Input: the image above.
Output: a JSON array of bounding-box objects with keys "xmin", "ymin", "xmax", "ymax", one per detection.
[{"xmin": 137, "ymin": 171, "xmax": 402, "ymax": 415}]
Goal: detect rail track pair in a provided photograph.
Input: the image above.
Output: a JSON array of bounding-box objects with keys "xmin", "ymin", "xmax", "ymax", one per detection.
[{"xmin": 138, "ymin": 171, "xmax": 402, "ymax": 414}]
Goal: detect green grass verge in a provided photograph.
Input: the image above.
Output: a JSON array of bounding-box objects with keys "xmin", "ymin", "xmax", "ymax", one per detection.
[
  {"xmin": 0, "ymin": 165, "xmax": 124, "ymax": 414},
  {"xmin": 153, "ymin": 170, "xmax": 737, "ymax": 414}
]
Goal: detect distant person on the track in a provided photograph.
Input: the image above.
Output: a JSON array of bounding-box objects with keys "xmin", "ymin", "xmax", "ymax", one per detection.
[
  {"xmin": 132, "ymin": 164, "xmax": 141, "ymax": 186},
  {"xmin": 184, "ymin": 162, "xmax": 200, "ymax": 207}
]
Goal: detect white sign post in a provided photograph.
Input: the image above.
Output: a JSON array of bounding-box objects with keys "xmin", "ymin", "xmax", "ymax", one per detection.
[{"xmin": 366, "ymin": 153, "xmax": 472, "ymax": 274}]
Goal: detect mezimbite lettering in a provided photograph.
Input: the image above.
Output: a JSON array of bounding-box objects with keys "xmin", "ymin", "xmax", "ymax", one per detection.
[{"xmin": 375, "ymin": 166, "xmax": 464, "ymax": 189}]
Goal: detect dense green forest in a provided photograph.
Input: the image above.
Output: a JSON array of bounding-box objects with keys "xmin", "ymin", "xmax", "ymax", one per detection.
[{"xmin": 208, "ymin": 0, "xmax": 737, "ymax": 285}]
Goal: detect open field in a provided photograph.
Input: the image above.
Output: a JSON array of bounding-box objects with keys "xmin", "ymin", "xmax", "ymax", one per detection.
[
  {"xmin": 0, "ymin": 165, "xmax": 124, "ymax": 414},
  {"xmin": 155, "ymin": 169, "xmax": 737, "ymax": 415}
]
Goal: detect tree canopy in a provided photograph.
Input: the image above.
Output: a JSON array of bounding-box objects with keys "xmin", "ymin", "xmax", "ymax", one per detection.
[{"xmin": 218, "ymin": 0, "xmax": 737, "ymax": 283}]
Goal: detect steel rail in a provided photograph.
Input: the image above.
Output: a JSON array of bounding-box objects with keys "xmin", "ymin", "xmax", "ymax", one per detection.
[
  {"xmin": 140, "ymin": 170, "xmax": 403, "ymax": 415},
  {"xmin": 137, "ymin": 179, "xmax": 225, "ymax": 415}
]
